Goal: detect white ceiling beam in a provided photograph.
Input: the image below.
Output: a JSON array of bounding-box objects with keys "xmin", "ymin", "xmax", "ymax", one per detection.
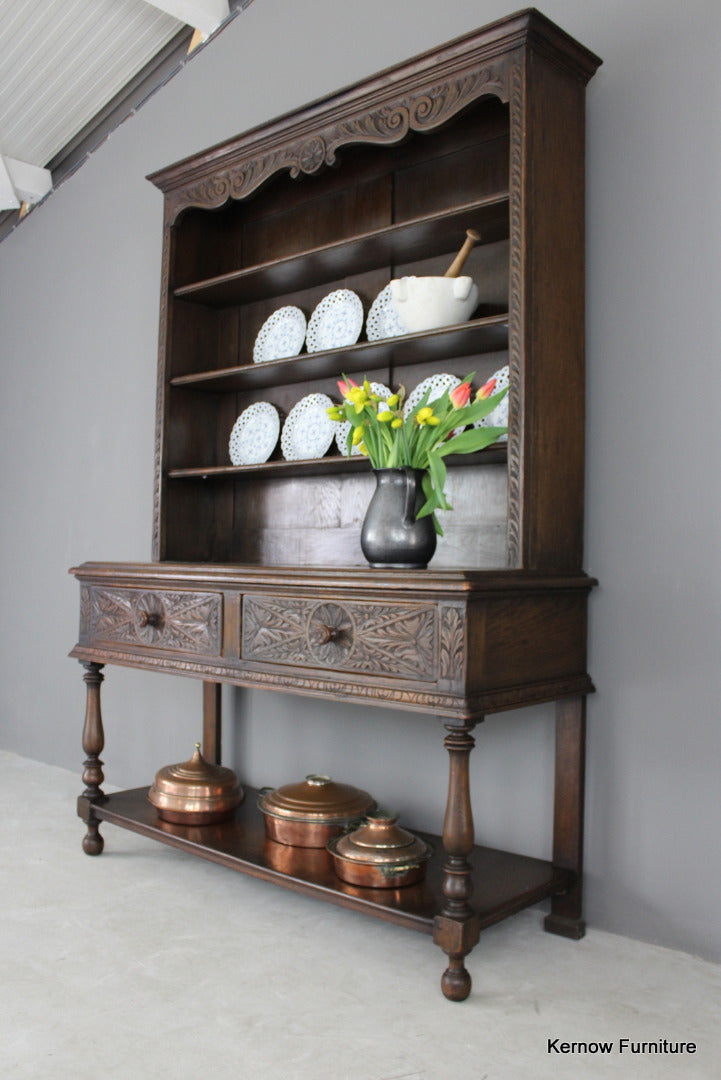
[
  {"xmin": 0, "ymin": 157, "xmax": 21, "ymax": 210},
  {"xmin": 143, "ymin": 0, "xmax": 229, "ymax": 36},
  {"xmin": 0, "ymin": 155, "xmax": 52, "ymax": 210}
]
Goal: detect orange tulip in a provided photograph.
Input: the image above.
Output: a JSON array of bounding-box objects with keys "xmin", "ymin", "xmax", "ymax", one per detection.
[
  {"xmin": 476, "ymin": 376, "xmax": 497, "ymax": 400},
  {"xmin": 449, "ymin": 382, "xmax": 471, "ymax": 408}
]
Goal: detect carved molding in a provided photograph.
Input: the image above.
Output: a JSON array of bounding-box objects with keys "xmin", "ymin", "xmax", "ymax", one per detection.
[
  {"xmin": 167, "ymin": 63, "xmax": 509, "ymax": 221},
  {"xmin": 242, "ymin": 595, "xmax": 437, "ymax": 681},
  {"xmin": 84, "ymin": 587, "xmax": 222, "ymax": 656},
  {"xmin": 152, "ymin": 202, "xmax": 174, "ymax": 562},
  {"xmin": 506, "ymin": 54, "xmax": 524, "ymax": 568},
  {"xmin": 70, "ymin": 640, "xmax": 594, "ymax": 720}
]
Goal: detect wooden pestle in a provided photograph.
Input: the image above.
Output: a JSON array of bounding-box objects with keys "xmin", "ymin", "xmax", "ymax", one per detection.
[{"xmin": 444, "ymin": 228, "xmax": 481, "ymax": 277}]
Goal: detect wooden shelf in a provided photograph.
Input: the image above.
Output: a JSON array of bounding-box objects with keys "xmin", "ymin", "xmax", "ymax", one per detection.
[
  {"xmin": 170, "ymin": 314, "xmax": 509, "ymax": 393},
  {"xmin": 173, "ymin": 196, "xmax": 510, "ymax": 308},
  {"xmin": 167, "ymin": 445, "xmax": 507, "ymax": 480},
  {"xmin": 87, "ymin": 786, "xmax": 570, "ymax": 934}
]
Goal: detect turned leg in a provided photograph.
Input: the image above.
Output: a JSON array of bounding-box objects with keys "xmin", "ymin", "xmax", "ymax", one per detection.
[
  {"xmin": 544, "ymin": 695, "xmax": 587, "ymax": 939},
  {"xmin": 432, "ymin": 721, "xmax": 480, "ymax": 1001},
  {"xmin": 202, "ymin": 681, "xmax": 222, "ymax": 765},
  {"xmin": 78, "ymin": 661, "xmax": 106, "ymax": 855}
]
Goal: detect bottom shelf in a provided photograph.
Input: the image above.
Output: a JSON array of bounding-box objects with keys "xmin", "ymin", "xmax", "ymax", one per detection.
[{"xmin": 83, "ymin": 786, "xmax": 571, "ymax": 934}]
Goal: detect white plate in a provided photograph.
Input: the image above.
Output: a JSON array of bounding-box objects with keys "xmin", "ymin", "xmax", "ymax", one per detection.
[
  {"xmin": 229, "ymin": 402, "xmax": 280, "ymax": 465},
  {"xmin": 474, "ymin": 364, "xmax": 509, "ymax": 442},
  {"xmin": 253, "ymin": 306, "xmax": 306, "ymax": 363},
  {"xmin": 403, "ymin": 373, "xmax": 464, "ymax": 438},
  {"xmin": 334, "ymin": 381, "xmax": 392, "ymax": 456},
  {"xmin": 403, "ymin": 373, "xmax": 462, "ymax": 419},
  {"xmin": 366, "ymin": 284, "xmax": 407, "ymax": 341},
  {"xmin": 306, "ymin": 289, "xmax": 364, "ymax": 353},
  {"xmin": 281, "ymin": 393, "xmax": 336, "ymax": 461}
]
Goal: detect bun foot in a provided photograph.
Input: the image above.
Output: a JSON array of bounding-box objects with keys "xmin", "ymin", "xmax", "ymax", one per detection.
[
  {"xmin": 441, "ymin": 961, "xmax": 472, "ymax": 1002},
  {"xmin": 82, "ymin": 822, "xmax": 104, "ymax": 856}
]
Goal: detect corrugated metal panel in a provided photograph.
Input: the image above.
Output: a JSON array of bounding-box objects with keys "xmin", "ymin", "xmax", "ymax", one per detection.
[{"xmin": 0, "ymin": 0, "xmax": 182, "ymax": 167}]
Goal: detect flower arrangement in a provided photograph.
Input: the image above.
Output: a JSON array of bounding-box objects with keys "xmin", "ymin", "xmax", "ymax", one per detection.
[{"xmin": 327, "ymin": 374, "xmax": 508, "ymax": 533}]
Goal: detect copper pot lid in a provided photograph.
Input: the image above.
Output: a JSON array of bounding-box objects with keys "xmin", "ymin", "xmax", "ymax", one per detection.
[
  {"xmin": 149, "ymin": 744, "xmax": 243, "ymax": 814},
  {"xmin": 330, "ymin": 813, "xmax": 431, "ymax": 867},
  {"xmin": 258, "ymin": 774, "xmax": 374, "ymax": 824}
]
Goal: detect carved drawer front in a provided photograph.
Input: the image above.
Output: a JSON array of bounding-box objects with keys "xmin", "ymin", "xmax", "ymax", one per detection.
[
  {"xmin": 82, "ymin": 587, "xmax": 223, "ymax": 656},
  {"xmin": 241, "ymin": 595, "xmax": 438, "ymax": 681}
]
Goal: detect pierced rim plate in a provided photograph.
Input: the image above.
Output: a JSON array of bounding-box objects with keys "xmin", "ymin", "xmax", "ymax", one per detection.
[
  {"xmin": 403, "ymin": 373, "xmax": 462, "ymax": 418},
  {"xmin": 474, "ymin": 364, "xmax": 509, "ymax": 442},
  {"xmin": 253, "ymin": 306, "xmax": 307, "ymax": 363},
  {"xmin": 334, "ymin": 381, "xmax": 392, "ymax": 456},
  {"xmin": 229, "ymin": 402, "xmax": 281, "ymax": 465},
  {"xmin": 306, "ymin": 289, "xmax": 364, "ymax": 353},
  {"xmin": 366, "ymin": 284, "xmax": 408, "ymax": 341},
  {"xmin": 281, "ymin": 393, "xmax": 336, "ymax": 461}
]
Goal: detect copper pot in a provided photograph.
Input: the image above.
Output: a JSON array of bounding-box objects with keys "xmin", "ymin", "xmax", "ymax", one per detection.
[
  {"xmin": 328, "ymin": 813, "xmax": 431, "ymax": 888},
  {"xmin": 148, "ymin": 744, "xmax": 243, "ymax": 825},
  {"xmin": 258, "ymin": 774, "xmax": 374, "ymax": 848},
  {"xmin": 263, "ymin": 837, "xmax": 331, "ymax": 878}
]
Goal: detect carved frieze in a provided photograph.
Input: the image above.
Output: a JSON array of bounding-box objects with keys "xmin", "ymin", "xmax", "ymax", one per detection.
[
  {"xmin": 83, "ymin": 587, "xmax": 222, "ymax": 656},
  {"xmin": 242, "ymin": 595, "xmax": 437, "ymax": 681},
  {"xmin": 167, "ymin": 62, "xmax": 509, "ymax": 220}
]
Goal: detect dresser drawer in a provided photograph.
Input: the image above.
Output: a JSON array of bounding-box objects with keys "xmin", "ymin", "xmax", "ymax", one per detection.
[
  {"xmin": 241, "ymin": 594, "xmax": 438, "ymax": 681},
  {"xmin": 80, "ymin": 586, "xmax": 223, "ymax": 656}
]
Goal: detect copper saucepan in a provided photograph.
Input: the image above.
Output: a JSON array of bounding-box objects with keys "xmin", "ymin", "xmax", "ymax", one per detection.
[{"xmin": 259, "ymin": 774, "xmax": 375, "ymax": 848}]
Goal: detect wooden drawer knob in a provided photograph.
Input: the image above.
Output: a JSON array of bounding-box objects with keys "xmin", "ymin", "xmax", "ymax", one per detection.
[
  {"xmin": 314, "ymin": 624, "xmax": 341, "ymax": 645},
  {"xmin": 139, "ymin": 610, "xmax": 164, "ymax": 630}
]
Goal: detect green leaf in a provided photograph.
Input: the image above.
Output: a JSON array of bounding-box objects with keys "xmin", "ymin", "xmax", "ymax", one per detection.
[
  {"xmin": 437, "ymin": 425, "xmax": 506, "ymax": 457},
  {"xmin": 459, "ymin": 388, "xmax": 508, "ymax": 425}
]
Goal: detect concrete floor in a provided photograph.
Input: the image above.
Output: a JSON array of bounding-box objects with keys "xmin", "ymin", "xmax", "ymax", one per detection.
[{"xmin": 1, "ymin": 750, "xmax": 718, "ymax": 1080}]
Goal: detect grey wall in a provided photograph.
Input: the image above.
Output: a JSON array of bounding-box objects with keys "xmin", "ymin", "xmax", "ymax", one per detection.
[{"xmin": 1, "ymin": 0, "xmax": 719, "ymax": 963}]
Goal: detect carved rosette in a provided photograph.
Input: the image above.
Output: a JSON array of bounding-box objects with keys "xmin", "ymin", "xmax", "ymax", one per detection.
[
  {"xmin": 167, "ymin": 61, "xmax": 509, "ymax": 221},
  {"xmin": 242, "ymin": 595, "xmax": 437, "ymax": 681},
  {"xmin": 306, "ymin": 602, "xmax": 354, "ymax": 666},
  {"xmin": 85, "ymin": 587, "xmax": 222, "ymax": 656},
  {"xmin": 296, "ymin": 136, "xmax": 327, "ymax": 175}
]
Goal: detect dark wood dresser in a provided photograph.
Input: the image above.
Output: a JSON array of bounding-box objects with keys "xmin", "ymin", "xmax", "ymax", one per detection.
[{"xmin": 71, "ymin": 9, "xmax": 601, "ymax": 1000}]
